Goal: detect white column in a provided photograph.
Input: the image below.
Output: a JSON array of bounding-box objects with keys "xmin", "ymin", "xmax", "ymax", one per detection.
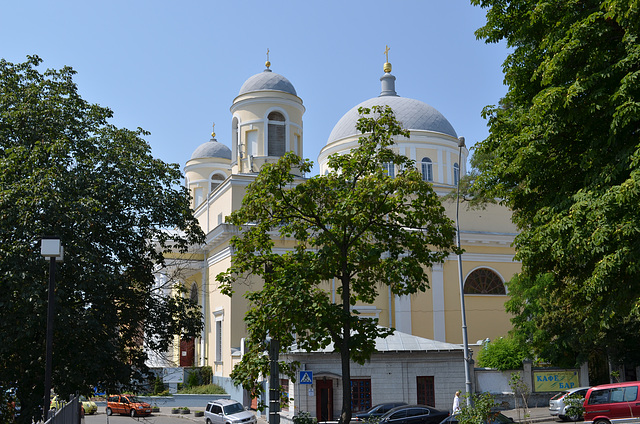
[{"xmin": 431, "ymin": 264, "xmax": 446, "ymax": 341}]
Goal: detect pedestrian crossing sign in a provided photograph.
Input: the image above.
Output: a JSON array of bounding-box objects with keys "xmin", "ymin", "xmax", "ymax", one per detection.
[{"xmin": 299, "ymin": 371, "xmax": 313, "ymax": 384}]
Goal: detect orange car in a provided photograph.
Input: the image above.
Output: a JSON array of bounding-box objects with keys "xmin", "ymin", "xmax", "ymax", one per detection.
[{"xmin": 106, "ymin": 394, "xmax": 152, "ymax": 417}]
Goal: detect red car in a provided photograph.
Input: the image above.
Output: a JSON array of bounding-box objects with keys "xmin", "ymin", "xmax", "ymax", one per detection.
[{"xmin": 106, "ymin": 394, "xmax": 152, "ymax": 417}]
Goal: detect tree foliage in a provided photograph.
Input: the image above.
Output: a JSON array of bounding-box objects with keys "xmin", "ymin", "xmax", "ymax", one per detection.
[
  {"xmin": 470, "ymin": 0, "xmax": 640, "ymax": 367},
  {"xmin": 455, "ymin": 392, "xmax": 499, "ymax": 424},
  {"xmin": 476, "ymin": 336, "xmax": 531, "ymax": 371},
  {"xmin": 0, "ymin": 56, "xmax": 204, "ymax": 422},
  {"xmin": 218, "ymin": 105, "xmax": 459, "ymax": 424}
]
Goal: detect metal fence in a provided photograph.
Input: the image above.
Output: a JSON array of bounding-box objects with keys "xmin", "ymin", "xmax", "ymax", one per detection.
[{"xmin": 45, "ymin": 394, "xmax": 81, "ymax": 424}]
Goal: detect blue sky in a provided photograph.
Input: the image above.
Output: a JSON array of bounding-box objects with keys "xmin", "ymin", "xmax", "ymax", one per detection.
[{"xmin": 1, "ymin": 0, "xmax": 508, "ymax": 175}]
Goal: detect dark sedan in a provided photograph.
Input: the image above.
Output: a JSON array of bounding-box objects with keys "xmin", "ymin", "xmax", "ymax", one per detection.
[
  {"xmin": 379, "ymin": 405, "xmax": 449, "ymax": 424},
  {"xmin": 355, "ymin": 403, "xmax": 408, "ymax": 421}
]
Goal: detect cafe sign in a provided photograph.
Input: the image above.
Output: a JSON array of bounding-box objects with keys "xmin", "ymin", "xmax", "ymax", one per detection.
[{"xmin": 533, "ymin": 370, "xmax": 580, "ymax": 392}]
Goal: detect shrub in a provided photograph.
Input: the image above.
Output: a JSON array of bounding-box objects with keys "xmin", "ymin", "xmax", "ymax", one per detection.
[
  {"xmin": 177, "ymin": 384, "xmax": 226, "ymax": 394},
  {"xmin": 477, "ymin": 336, "xmax": 530, "ymax": 370}
]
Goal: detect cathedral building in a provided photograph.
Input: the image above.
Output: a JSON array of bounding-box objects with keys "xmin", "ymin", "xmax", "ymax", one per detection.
[{"xmin": 159, "ymin": 55, "xmax": 520, "ymax": 415}]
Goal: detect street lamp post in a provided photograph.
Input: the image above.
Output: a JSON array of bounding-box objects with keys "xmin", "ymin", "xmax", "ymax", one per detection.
[
  {"xmin": 41, "ymin": 238, "xmax": 63, "ymax": 421},
  {"xmin": 455, "ymin": 137, "xmax": 472, "ymax": 405}
]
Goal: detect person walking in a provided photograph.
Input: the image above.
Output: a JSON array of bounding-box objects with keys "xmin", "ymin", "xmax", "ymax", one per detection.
[{"xmin": 452, "ymin": 391, "xmax": 461, "ymax": 414}]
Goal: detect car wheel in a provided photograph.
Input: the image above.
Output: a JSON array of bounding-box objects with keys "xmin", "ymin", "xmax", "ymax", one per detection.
[
  {"xmin": 106, "ymin": 407, "xmax": 112, "ymax": 416},
  {"xmin": 206, "ymin": 419, "xmax": 212, "ymax": 424},
  {"xmin": 594, "ymin": 420, "xmax": 610, "ymax": 424},
  {"xmin": 130, "ymin": 409, "xmax": 137, "ymax": 417}
]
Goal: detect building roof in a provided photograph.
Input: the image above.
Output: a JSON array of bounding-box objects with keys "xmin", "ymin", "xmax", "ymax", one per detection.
[
  {"xmin": 238, "ymin": 68, "xmax": 297, "ymax": 96},
  {"xmin": 289, "ymin": 328, "xmax": 464, "ymax": 354}
]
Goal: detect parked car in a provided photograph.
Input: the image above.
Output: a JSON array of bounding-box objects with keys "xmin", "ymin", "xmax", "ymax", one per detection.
[
  {"xmin": 205, "ymin": 399, "xmax": 257, "ymax": 424},
  {"xmin": 51, "ymin": 394, "xmax": 97, "ymax": 415},
  {"xmin": 379, "ymin": 404, "xmax": 449, "ymax": 424},
  {"xmin": 440, "ymin": 412, "xmax": 514, "ymax": 424},
  {"xmin": 549, "ymin": 386, "xmax": 589, "ymax": 421},
  {"xmin": 79, "ymin": 395, "xmax": 97, "ymax": 415},
  {"xmin": 355, "ymin": 403, "xmax": 408, "ymax": 421},
  {"xmin": 106, "ymin": 394, "xmax": 152, "ymax": 417},
  {"xmin": 583, "ymin": 381, "xmax": 640, "ymax": 424}
]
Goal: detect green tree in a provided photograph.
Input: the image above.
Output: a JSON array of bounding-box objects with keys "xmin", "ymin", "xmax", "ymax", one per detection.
[
  {"xmin": 0, "ymin": 56, "xmax": 204, "ymax": 422},
  {"xmin": 470, "ymin": 0, "xmax": 640, "ymax": 367},
  {"xmin": 218, "ymin": 105, "xmax": 459, "ymax": 424},
  {"xmin": 476, "ymin": 336, "xmax": 531, "ymax": 371},
  {"xmin": 455, "ymin": 392, "xmax": 499, "ymax": 424}
]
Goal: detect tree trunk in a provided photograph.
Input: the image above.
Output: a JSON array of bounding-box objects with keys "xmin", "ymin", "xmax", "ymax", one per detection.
[{"xmin": 339, "ymin": 273, "xmax": 352, "ymax": 424}]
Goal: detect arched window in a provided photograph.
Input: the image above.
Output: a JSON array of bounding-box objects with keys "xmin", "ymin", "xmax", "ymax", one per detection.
[
  {"xmin": 267, "ymin": 111, "xmax": 286, "ymax": 157},
  {"xmin": 210, "ymin": 174, "xmax": 225, "ymax": 191},
  {"xmin": 464, "ymin": 268, "xmax": 506, "ymax": 295},
  {"xmin": 454, "ymin": 163, "xmax": 460, "ymax": 186},
  {"xmin": 421, "ymin": 157, "xmax": 433, "ymax": 182}
]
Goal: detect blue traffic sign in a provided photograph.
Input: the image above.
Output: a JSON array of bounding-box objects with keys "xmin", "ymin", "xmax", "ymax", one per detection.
[{"xmin": 299, "ymin": 371, "xmax": 313, "ymax": 384}]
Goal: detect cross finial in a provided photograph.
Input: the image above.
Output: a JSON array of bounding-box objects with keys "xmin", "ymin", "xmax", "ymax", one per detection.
[
  {"xmin": 265, "ymin": 48, "xmax": 271, "ymax": 69},
  {"xmin": 384, "ymin": 45, "xmax": 390, "ymax": 62},
  {"xmin": 211, "ymin": 122, "xmax": 216, "ymax": 139}
]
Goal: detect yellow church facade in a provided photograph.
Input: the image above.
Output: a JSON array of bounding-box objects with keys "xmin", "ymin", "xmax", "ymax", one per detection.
[{"xmin": 161, "ymin": 58, "xmax": 520, "ymax": 391}]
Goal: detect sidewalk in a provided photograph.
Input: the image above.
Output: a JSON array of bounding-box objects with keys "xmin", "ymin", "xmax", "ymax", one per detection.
[{"xmin": 502, "ymin": 406, "xmax": 555, "ymax": 423}]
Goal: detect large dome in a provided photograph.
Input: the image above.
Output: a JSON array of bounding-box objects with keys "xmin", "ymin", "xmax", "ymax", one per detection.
[
  {"xmin": 328, "ymin": 96, "xmax": 457, "ymax": 144},
  {"xmin": 238, "ymin": 69, "xmax": 297, "ymax": 96},
  {"xmin": 327, "ymin": 69, "xmax": 457, "ymax": 145},
  {"xmin": 191, "ymin": 139, "xmax": 232, "ymax": 160}
]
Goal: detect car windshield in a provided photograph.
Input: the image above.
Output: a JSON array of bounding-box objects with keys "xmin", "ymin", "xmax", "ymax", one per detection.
[
  {"xmin": 551, "ymin": 391, "xmax": 568, "ymax": 400},
  {"xmin": 127, "ymin": 396, "xmax": 141, "ymax": 403},
  {"xmin": 224, "ymin": 403, "xmax": 245, "ymax": 415}
]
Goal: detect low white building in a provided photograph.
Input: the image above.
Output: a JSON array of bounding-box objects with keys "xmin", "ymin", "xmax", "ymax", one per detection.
[{"xmin": 280, "ymin": 330, "xmax": 467, "ymax": 420}]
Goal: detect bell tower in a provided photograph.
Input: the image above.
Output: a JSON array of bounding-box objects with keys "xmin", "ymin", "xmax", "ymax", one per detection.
[{"xmin": 230, "ymin": 56, "xmax": 305, "ymax": 175}]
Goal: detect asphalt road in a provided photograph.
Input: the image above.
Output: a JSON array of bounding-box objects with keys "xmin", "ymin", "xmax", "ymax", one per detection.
[{"xmin": 84, "ymin": 411, "xmax": 203, "ymax": 424}]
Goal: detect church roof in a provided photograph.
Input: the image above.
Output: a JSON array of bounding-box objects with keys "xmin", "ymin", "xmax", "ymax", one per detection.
[
  {"xmin": 327, "ymin": 63, "xmax": 457, "ymax": 145},
  {"xmin": 190, "ymin": 138, "xmax": 232, "ymax": 160},
  {"xmin": 238, "ymin": 68, "xmax": 297, "ymax": 96}
]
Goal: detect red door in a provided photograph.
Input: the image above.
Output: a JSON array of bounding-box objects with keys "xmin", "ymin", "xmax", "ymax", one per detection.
[
  {"xmin": 180, "ymin": 338, "xmax": 195, "ymax": 366},
  {"xmin": 316, "ymin": 380, "xmax": 333, "ymax": 422}
]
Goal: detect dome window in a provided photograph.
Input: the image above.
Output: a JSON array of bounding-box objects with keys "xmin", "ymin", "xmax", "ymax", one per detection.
[
  {"xmin": 210, "ymin": 174, "xmax": 225, "ymax": 191},
  {"xmin": 421, "ymin": 157, "xmax": 433, "ymax": 182},
  {"xmin": 267, "ymin": 111, "xmax": 286, "ymax": 157},
  {"xmin": 464, "ymin": 268, "xmax": 506, "ymax": 295},
  {"xmin": 383, "ymin": 162, "xmax": 395, "ymax": 178}
]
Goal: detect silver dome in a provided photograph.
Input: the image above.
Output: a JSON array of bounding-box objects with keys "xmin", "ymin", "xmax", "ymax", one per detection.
[
  {"xmin": 238, "ymin": 69, "xmax": 297, "ymax": 96},
  {"xmin": 327, "ymin": 96, "xmax": 457, "ymax": 145}
]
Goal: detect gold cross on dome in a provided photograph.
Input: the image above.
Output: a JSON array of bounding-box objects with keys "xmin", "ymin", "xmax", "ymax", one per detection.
[
  {"xmin": 211, "ymin": 122, "xmax": 216, "ymax": 138},
  {"xmin": 384, "ymin": 45, "xmax": 390, "ymax": 62}
]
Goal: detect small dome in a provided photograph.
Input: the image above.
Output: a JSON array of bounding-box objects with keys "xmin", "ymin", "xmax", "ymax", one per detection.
[
  {"xmin": 239, "ymin": 69, "xmax": 297, "ymax": 96},
  {"xmin": 327, "ymin": 96, "xmax": 457, "ymax": 145},
  {"xmin": 191, "ymin": 139, "xmax": 232, "ymax": 160}
]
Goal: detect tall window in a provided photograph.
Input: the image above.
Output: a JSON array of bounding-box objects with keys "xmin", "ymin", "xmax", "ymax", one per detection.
[
  {"xmin": 350, "ymin": 379, "xmax": 372, "ymax": 413},
  {"xmin": 421, "ymin": 157, "xmax": 433, "ymax": 182},
  {"xmin": 232, "ymin": 117, "xmax": 239, "ymax": 162},
  {"xmin": 417, "ymin": 376, "xmax": 435, "ymax": 407},
  {"xmin": 190, "ymin": 283, "xmax": 198, "ymax": 303},
  {"xmin": 454, "ymin": 163, "xmax": 460, "ymax": 186},
  {"xmin": 383, "ymin": 162, "xmax": 395, "ymax": 178},
  {"xmin": 267, "ymin": 111, "xmax": 286, "ymax": 156},
  {"xmin": 464, "ymin": 268, "xmax": 506, "ymax": 294}
]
